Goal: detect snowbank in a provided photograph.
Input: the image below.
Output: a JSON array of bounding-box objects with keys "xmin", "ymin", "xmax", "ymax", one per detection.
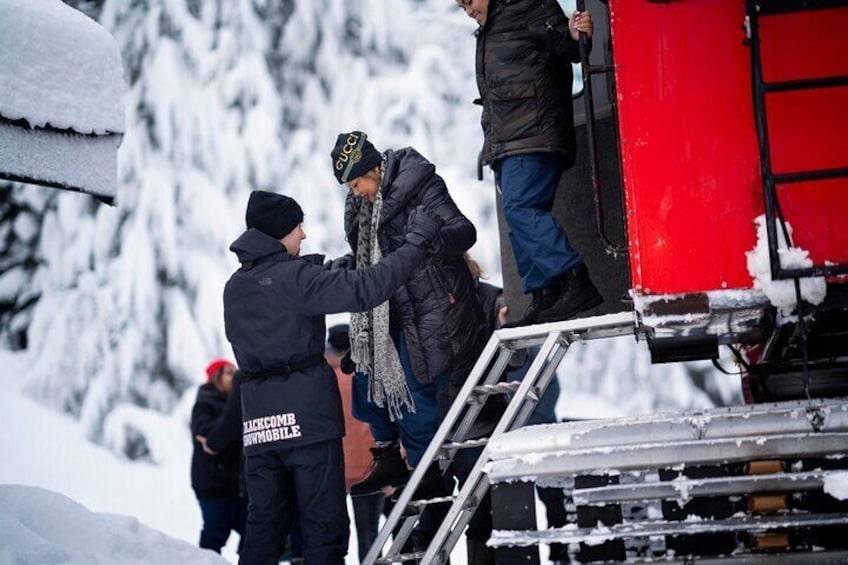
[
  {"xmin": 0, "ymin": 485, "xmax": 227, "ymax": 565},
  {"xmin": 0, "ymin": 351, "xmax": 214, "ymax": 559},
  {"xmin": 0, "ymin": 0, "xmax": 126, "ymax": 134}
]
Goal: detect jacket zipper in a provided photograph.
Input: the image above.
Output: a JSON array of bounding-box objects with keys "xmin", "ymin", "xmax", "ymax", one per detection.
[{"xmin": 428, "ymin": 264, "xmax": 456, "ymax": 304}]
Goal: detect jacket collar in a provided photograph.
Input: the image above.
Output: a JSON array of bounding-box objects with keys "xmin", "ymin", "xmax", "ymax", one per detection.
[
  {"xmin": 229, "ymin": 228, "xmax": 287, "ymax": 266},
  {"xmin": 476, "ymin": 0, "xmax": 501, "ymax": 34}
]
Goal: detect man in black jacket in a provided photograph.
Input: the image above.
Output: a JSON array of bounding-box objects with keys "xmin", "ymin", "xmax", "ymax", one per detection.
[
  {"xmin": 459, "ymin": 0, "xmax": 603, "ymax": 326},
  {"xmin": 190, "ymin": 359, "xmax": 246, "ymax": 554},
  {"xmin": 329, "ymin": 132, "xmax": 484, "ymax": 509},
  {"xmin": 224, "ymin": 190, "xmax": 440, "ymax": 565}
]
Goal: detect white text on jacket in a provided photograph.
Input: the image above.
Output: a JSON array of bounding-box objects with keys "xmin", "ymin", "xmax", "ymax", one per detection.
[{"xmin": 243, "ymin": 413, "xmax": 302, "ymax": 446}]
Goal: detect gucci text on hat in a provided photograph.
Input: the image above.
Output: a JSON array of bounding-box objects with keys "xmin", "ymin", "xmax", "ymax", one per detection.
[{"xmin": 330, "ymin": 131, "xmax": 382, "ymax": 184}]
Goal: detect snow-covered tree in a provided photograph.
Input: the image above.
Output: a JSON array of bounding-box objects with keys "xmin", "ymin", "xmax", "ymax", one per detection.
[
  {"xmin": 0, "ymin": 0, "xmax": 488, "ymax": 447},
  {"xmin": 0, "ymin": 0, "xmax": 737, "ymax": 457}
]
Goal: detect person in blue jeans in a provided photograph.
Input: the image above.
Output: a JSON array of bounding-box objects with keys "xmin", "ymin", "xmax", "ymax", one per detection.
[
  {"xmin": 190, "ymin": 360, "xmax": 247, "ymax": 554},
  {"xmin": 459, "ymin": 0, "xmax": 603, "ymax": 326},
  {"xmin": 328, "ymin": 131, "xmax": 484, "ymax": 531},
  {"xmin": 350, "ymin": 328, "xmax": 445, "ymax": 473}
]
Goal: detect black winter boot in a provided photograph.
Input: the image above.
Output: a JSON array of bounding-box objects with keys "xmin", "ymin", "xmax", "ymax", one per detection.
[
  {"xmin": 394, "ymin": 464, "xmax": 453, "ymax": 519},
  {"xmin": 414, "ymin": 463, "xmax": 451, "ymax": 500},
  {"xmin": 392, "ymin": 463, "xmax": 451, "ymax": 504},
  {"xmin": 350, "ymin": 445, "xmax": 410, "ymax": 497},
  {"xmin": 502, "ymin": 285, "xmax": 561, "ymax": 328},
  {"xmin": 538, "ymin": 263, "xmax": 603, "ymax": 323}
]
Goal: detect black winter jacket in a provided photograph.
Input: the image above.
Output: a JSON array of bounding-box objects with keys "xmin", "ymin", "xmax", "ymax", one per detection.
[
  {"xmin": 343, "ymin": 148, "xmax": 484, "ymax": 385},
  {"xmin": 224, "ymin": 228, "xmax": 427, "ymax": 455},
  {"xmin": 475, "ymin": 0, "xmax": 586, "ymax": 166},
  {"xmin": 206, "ymin": 371, "xmax": 246, "ymax": 497},
  {"xmin": 190, "ymin": 383, "xmax": 240, "ymax": 498},
  {"xmin": 440, "ymin": 280, "xmax": 506, "ymax": 435}
]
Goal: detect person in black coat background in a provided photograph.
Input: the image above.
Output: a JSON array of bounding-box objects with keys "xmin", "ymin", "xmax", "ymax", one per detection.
[
  {"xmin": 224, "ymin": 190, "xmax": 441, "ymax": 565},
  {"xmin": 197, "ymin": 365, "xmax": 306, "ymax": 562},
  {"xmin": 190, "ymin": 359, "xmax": 247, "ymax": 554}
]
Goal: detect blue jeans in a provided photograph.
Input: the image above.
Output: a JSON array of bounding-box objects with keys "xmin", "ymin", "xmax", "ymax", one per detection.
[
  {"xmin": 497, "ymin": 153, "xmax": 581, "ymax": 293},
  {"xmin": 197, "ymin": 495, "xmax": 247, "ymax": 553},
  {"xmin": 351, "ymin": 328, "xmax": 446, "ymax": 468}
]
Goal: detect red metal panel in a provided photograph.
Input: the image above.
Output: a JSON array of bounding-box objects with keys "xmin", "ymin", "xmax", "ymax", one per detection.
[
  {"xmin": 759, "ymin": 9, "xmax": 848, "ymax": 83},
  {"xmin": 610, "ymin": 1, "xmax": 848, "ymax": 295},
  {"xmin": 760, "ymin": 8, "xmax": 848, "ymax": 265},
  {"xmin": 778, "ymin": 179, "xmax": 848, "ymax": 265},
  {"xmin": 761, "ymin": 8, "xmax": 848, "ymax": 177}
]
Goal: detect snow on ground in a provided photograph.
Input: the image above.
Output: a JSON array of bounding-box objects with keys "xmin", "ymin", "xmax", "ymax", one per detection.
[
  {"xmin": 0, "ymin": 485, "xmax": 227, "ymax": 565},
  {"xmin": 557, "ymin": 390, "xmax": 623, "ymax": 421},
  {"xmin": 1, "ymin": 349, "xmax": 479, "ymax": 564},
  {"xmin": 0, "ymin": 349, "xmax": 242, "ymax": 562}
]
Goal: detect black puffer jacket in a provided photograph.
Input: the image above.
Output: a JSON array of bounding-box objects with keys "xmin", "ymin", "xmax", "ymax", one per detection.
[
  {"xmin": 344, "ymin": 148, "xmax": 484, "ymax": 384},
  {"xmin": 190, "ymin": 383, "xmax": 240, "ymax": 498},
  {"xmin": 475, "ymin": 0, "xmax": 586, "ymax": 166},
  {"xmin": 224, "ymin": 228, "xmax": 427, "ymax": 454}
]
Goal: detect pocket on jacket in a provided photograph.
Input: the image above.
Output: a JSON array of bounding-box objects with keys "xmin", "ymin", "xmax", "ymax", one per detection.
[
  {"xmin": 489, "ymin": 80, "xmax": 540, "ymax": 142},
  {"xmin": 426, "ymin": 263, "xmax": 455, "ymax": 304}
]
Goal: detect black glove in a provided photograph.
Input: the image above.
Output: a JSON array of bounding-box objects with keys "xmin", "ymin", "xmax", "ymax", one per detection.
[
  {"xmin": 323, "ymin": 253, "xmax": 355, "ymax": 271},
  {"xmin": 404, "ymin": 206, "xmax": 442, "ymax": 251},
  {"xmin": 340, "ymin": 352, "xmax": 356, "ymax": 375}
]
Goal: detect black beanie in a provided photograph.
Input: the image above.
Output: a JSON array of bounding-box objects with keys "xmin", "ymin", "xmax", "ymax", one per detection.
[
  {"xmin": 330, "ymin": 131, "xmax": 382, "ymax": 184},
  {"xmin": 245, "ymin": 190, "xmax": 304, "ymax": 239}
]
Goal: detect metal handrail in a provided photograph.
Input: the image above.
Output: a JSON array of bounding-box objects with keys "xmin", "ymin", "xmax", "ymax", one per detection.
[{"xmin": 576, "ymin": 0, "xmax": 627, "ymax": 255}]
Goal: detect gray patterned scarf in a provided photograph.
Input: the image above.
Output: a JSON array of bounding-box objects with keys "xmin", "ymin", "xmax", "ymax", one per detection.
[{"xmin": 349, "ymin": 182, "xmax": 415, "ymax": 421}]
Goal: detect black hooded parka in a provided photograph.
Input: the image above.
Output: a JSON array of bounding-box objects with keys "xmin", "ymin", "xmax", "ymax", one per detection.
[{"xmin": 223, "ymin": 227, "xmax": 427, "ymax": 455}]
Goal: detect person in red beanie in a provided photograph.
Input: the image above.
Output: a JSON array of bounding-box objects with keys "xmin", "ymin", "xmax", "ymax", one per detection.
[{"xmin": 190, "ymin": 359, "xmax": 246, "ymax": 554}]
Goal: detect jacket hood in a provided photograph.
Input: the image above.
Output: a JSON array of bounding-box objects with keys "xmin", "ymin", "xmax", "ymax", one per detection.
[
  {"xmin": 384, "ymin": 147, "xmax": 436, "ymax": 192},
  {"xmin": 229, "ymin": 228, "xmax": 288, "ymax": 265}
]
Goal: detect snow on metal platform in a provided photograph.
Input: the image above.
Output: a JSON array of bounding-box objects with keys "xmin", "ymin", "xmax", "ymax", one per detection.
[
  {"xmin": 487, "ymin": 399, "xmax": 848, "ymax": 481},
  {"xmin": 489, "ymin": 512, "xmax": 848, "ymax": 548}
]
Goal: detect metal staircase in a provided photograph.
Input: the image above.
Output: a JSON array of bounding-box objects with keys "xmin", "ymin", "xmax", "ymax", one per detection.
[
  {"xmin": 361, "ymin": 312, "xmax": 639, "ymax": 564},
  {"xmin": 486, "ymin": 397, "xmax": 848, "ymax": 562},
  {"xmin": 362, "ymin": 308, "xmax": 848, "ymax": 563}
]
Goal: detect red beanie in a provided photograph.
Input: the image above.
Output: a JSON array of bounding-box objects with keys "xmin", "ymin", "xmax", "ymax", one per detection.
[{"xmin": 205, "ymin": 359, "xmax": 234, "ymax": 383}]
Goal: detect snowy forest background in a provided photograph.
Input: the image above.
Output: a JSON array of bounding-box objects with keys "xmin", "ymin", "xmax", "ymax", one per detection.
[{"xmin": 1, "ymin": 0, "xmax": 740, "ymax": 560}]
